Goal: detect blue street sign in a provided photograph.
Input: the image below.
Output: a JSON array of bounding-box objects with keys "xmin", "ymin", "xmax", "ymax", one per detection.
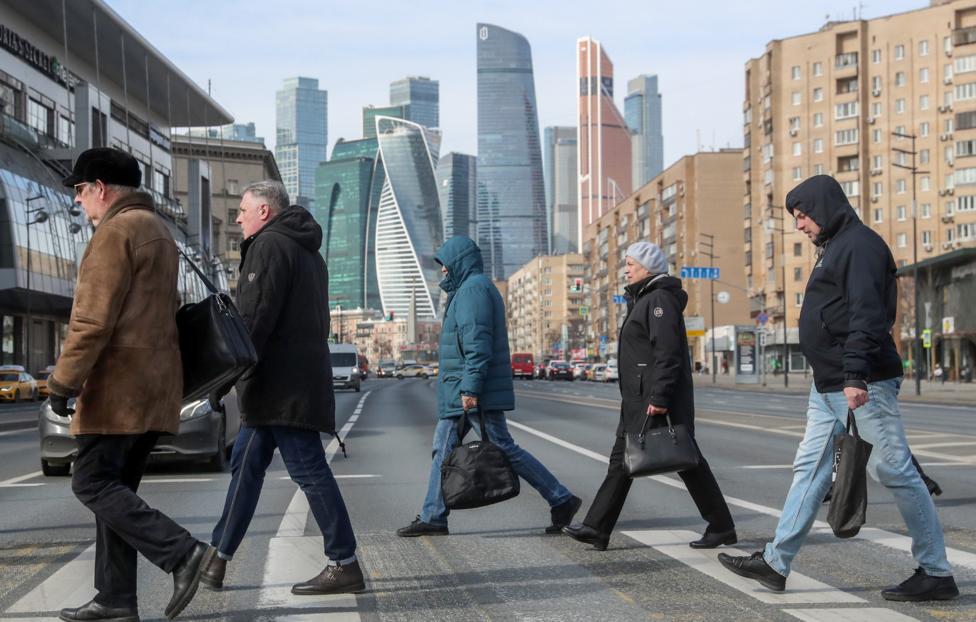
[
  {"xmin": 680, "ymin": 266, "xmax": 720, "ymax": 280},
  {"xmin": 600, "ymin": 335, "xmax": 608, "ymax": 344},
  {"xmin": 612, "ymin": 294, "xmax": 627, "ymax": 304},
  {"xmin": 758, "ymin": 312, "xmax": 769, "ymax": 326}
]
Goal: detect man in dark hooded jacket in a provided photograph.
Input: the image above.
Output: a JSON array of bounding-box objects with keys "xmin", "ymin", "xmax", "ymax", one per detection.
[
  {"xmin": 200, "ymin": 181, "xmax": 365, "ymax": 596},
  {"xmin": 719, "ymin": 175, "xmax": 957, "ymax": 602},
  {"xmin": 564, "ymin": 242, "xmax": 736, "ymax": 551}
]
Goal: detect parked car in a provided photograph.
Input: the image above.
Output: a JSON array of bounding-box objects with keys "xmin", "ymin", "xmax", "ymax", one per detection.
[
  {"xmin": 537, "ymin": 360, "xmax": 551, "ymax": 379},
  {"xmin": 548, "ymin": 361, "xmax": 574, "ymax": 381},
  {"xmin": 397, "ymin": 364, "xmax": 429, "ymax": 379},
  {"xmin": 377, "ymin": 359, "xmax": 397, "ymax": 378},
  {"xmin": 0, "ymin": 366, "xmax": 37, "ymax": 401},
  {"xmin": 33, "ymin": 366, "xmax": 56, "ymax": 399},
  {"xmin": 591, "ymin": 364, "xmax": 608, "ymax": 382},
  {"xmin": 604, "ymin": 361, "xmax": 619, "ymax": 383},
  {"xmin": 571, "ymin": 362, "xmax": 589, "ymax": 380},
  {"xmin": 330, "ymin": 343, "xmax": 362, "ymax": 392},
  {"xmin": 427, "ymin": 363, "xmax": 439, "ymax": 377},
  {"xmin": 511, "ymin": 353, "xmax": 535, "ymax": 379},
  {"xmin": 39, "ymin": 391, "xmax": 242, "ymax": 476}
]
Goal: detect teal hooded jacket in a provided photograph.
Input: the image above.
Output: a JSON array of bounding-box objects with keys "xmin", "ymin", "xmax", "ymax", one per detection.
[{"xmin": 435, "ymin": 236, "xmax": 515, "ymax": 419}]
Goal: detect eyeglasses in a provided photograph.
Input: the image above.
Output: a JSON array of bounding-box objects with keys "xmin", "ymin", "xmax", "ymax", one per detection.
[{"xmin": 72, "ymin": 182, "xmax": 89, "ymax": 195}]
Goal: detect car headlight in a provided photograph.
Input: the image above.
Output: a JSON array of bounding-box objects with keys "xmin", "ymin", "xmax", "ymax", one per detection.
[
  {"xmin": 0, "ymin": 387, "xmax": 10, "ymax": 392},
  {"xmin": 42, "ymin": 398, "xmax": 74, "ymax": 424},
  {"xmin": 180, "ymin": 400, "xmax": 212, "ymax": 422}
]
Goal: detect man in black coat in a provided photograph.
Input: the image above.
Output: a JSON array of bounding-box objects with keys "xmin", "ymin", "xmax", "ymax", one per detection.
[
  {"xmin": 564, "ymin": 242, "xmax": 736, "ymax": 551},
  {"xmin": 201, "ymin": 181, "xmax": 365, "ymax": 595},
  {"xmin": 719, "ymin": 175, "xmax": 957, "ymax": 602}
]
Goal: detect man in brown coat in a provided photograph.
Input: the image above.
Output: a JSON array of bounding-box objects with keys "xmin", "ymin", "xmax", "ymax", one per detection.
[{"xmin": 48, "ymin": 148, "xmax": 215, "ymax": 622}]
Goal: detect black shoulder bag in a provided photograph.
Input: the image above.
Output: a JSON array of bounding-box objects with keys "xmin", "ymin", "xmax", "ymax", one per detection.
[
  {"xmin": 624, "ymin": 412, "xmax": 700, "ymax": 477},
  {"xmin": 827, "ymin": 409, "xmax": 873, "ymax": 538},
  {"xmin": 175, "ymin": 249, "xmax": 258, "ymax": 401},
  {"xmin": 440, "ymin": 407, "xmax": 520, "ymax": 510}
]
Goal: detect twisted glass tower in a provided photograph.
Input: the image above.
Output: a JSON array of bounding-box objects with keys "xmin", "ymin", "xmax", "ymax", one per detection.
[{"xmin": 476, "ymin": 23, "xmax": 548, "ymax": 280}]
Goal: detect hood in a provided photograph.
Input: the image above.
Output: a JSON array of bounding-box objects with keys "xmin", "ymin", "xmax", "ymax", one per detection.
[
  {"xmin": 625, "ymin": 274, "xmax": 688, "ymax": 310},
  {"xmin": 434, "ymin": 235, "xmax": 484, "ymax": 293},
  {"xmin": 785, "ymin": 175, "xmax": 858, "ymax": 245},
  {"xmin": 256, "ymin": 205, "xmax": 323, "ymax": 253}
]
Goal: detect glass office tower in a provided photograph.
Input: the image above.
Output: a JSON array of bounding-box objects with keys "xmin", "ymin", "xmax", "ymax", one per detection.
[
  {"xmin": 390, "ymin": 76, "xmax": 439, "ymax": 129},
  {"xmin": 476, "ymin": 23, "xmax": 548, "ymax": 280},
  {"xmin": 276, "ymin": 77, "xmax": 328, "ymax": 209},
  {"xmin": 543, "ymin": 126, "xmax": 578, "ymax": 254},
  {"xmin": 437, "ymin": 152, "xmax": 477, "ymax": 240},
  {"xmin": 624, "ymin": 74, "xmax": 664, "ymax": 188}
]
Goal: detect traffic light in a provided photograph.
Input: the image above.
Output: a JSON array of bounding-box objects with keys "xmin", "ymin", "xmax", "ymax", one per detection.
[
  {"xmin": 386, "ymin": 311, "xmax": 396, "ymax": 321},
  {"xmin": 570, "ymin": 278, "xmax": 583, "ymax": 293}
]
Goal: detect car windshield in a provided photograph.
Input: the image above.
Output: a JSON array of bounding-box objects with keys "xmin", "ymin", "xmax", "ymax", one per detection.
[
  {"xmin": 35, "ymin": 372, "xmax": 50, "ymax": 380},
  {"xmin": 331, "ymin": 353, "xmax": 357, "ymax": 368},
  {"xmin": 553, "ymin": 362, "xmax": 569, "ymax": 369},
  {"xmin": 380, "ymin": 360, "xmax": 396, "ymax": 368},
  {"xmin": 0, "ymin": 373, "xmax": 18, "ymax": 381}
]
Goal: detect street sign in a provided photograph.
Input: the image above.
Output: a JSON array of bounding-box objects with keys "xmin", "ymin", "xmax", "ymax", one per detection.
[
  {"xmin": 680, "ymin": 266, "xmax": 720, "ymax": 280},
  {"xmin": 922, "ymin": 329, "xmax": 932, "ymax": 349},
  {"xmin": 943, "ymin": 317, "xmax": 955, "ymax": 334},
  {"xmin": 757, "ymin": 312, "xmax": 769, "ymax": 326},
  {"xmin": 686, "ymin": 315, "xmax": 705, "ymax": 337},
  {"xmin": 612, "ymin": 294, "xmax": 627, "ymax": 304},
  {"xmin": 717, "ymin": 291, "xmax": 730, "ymax": 304},
  {"xmin": 599, "ymin": 335, "xmax": 608, "ymax": 344},
  {"xmin": 579, "ymin": 306, "xmax": 589, "ymax": 317}
]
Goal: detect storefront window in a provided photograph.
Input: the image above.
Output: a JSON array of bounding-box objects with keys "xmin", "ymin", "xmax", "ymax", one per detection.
[
  {"xmin": 2, "ymin": 316, "xmax": 15, "ymax": 365},
  {"xmin": 27, "ymin": 98, "xmax": 52, "ymax": 135},
  {"xmin": 0, "ymin": 82, "xmax": 19, "ymax": 118}
]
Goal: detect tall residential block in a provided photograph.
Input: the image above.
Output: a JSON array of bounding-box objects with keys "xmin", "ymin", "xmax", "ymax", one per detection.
[
  {"xmin": 583, "ymin": 151, "xmax": 749, "ymax": 364},
  {"xmin": 743, "ymin": 1, "xmax": 976, "ymax": 371},
  {"xmin": 390, "ymin": 76, "xmax": 440, "ymax": 129},
  {"xmin": 437, "ymin": 152, "xmax": 477, "ymax": 240},
  {"xmin": 625, "ymin": 74, "xmax": 664, "ymax": 187},
  {"xmin": 477, "ymin": 23, "xmax": 549, "ymax": 280},
  {"xmin": 544, "ymin": 126, "xmax": 579, "ymax": 254},
  {"xmin": 276, "ymin": 76, "xmax": 327, "ymax": 209},
  {"xmin": 577, "ymin": 37, "xmax": 632, "ymax": 250},
  {"xmin": 506, "ymin": 254, "xmax": 587, "ymax": 360}
]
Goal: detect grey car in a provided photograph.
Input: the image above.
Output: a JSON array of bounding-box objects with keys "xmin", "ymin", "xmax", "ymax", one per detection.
[{"xmin": 38, "ymin": 392, "xmax": 242, "ymax": 476}]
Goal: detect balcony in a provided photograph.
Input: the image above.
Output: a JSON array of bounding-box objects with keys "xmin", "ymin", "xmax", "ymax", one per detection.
[
  {"xmin": 953, "ymin": 26, "xmax": 976, "ymax": 47},
  {"xmin": 835, "ymin": 52, "xmax": 858, "ymax": 70}
]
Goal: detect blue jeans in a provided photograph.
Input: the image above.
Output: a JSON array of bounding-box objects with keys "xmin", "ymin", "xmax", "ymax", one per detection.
[
  {"xmin": 211, "ymin": 425, "xmax": 357, "ymax": 564},
  {"xmin": 421, "ymin": 410, "xmax": 573, "ymax": 526},
  {"xmin": 763, "ymin": 378, "xmax": 951, "ymax": 577}
]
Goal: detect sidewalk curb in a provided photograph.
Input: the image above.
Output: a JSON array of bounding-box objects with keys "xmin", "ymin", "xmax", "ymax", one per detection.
[{"xmin": 700, "ymin": 378, "xmax": 976, "ymax": 406}]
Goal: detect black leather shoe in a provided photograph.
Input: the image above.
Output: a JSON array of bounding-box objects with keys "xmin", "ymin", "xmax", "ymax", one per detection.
[
  {"xmin": 200, "ymin": 555, "xmax": 226, "ymax": 590},
  {"xmin": 881, "ymin": 568, "xmax": 958, "ymax": 602},
  {"xmin": 165, "ymin": 541, "xmax": 215, "ymax": 619},
  {"xmin": 292, "ymin": 560, "xmax": 367, "ymax": 595},
  {"xmin": 562, "ymin": 523, "xmax": 609, "ymax": 551},
  {"xmin": 397, "ymin": 516, "xmax": 449, "ymax": 537},
  {"xmin": 689, "ymin": 529, "xmax": 738, "ymax": 549},
  {"xmin": 718, "ymin": 552, "xmax": 786, "ymax": 592},
  {"xmin": 546, "ymin": 496, "xmax": 582, "ymax": 534},
  {"xmin": 59, "ymin": 599, "xmax": 139, "ymax": 621}
]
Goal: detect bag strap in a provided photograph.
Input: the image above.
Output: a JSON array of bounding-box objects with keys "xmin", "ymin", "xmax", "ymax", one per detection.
[
  {"xmin": 846, "ymin": 409, "xmax": 860, "ymax": 438},
  {"xmin": 638, "ymin": 411, "xmax": 674, "ymax": 439},
  {"xmin": 177, "ymin": 247, "xmax": 220, "ymax": 296},
  {"xmin": 455, "ymin": 405, "xmax": 488, "ymax": 446}
]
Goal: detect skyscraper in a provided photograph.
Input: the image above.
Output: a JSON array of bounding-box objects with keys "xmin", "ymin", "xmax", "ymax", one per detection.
[
  {"xmin": 577, "ymin": 37, "xmax": 632, "ymax": 249},
  {"xmin": 276, "ymin": 77, "xmax": 328, "ymax": 209},
  {"xmin": 390, "ymin": 76, "xmax": 439, "ymax": 129},
  {"xmin": 476, "ymin": 23, "xmax": 548, "ymax": 280},
  {"xmin": 362, "ymin": 105, "xmax": 407, "ymax": 139},
  {"xmin": 625, "ymin": 74, "xmax": 664, "ymax": 188},
  {"xmin": 437, "ymin": 153, "xmax": 477, "ymax": 240},
  {"xmin": 372, "ymin": 116, "xmax": 444, "ymax": 320},
  {"xmin": 544, "ymin": 126, "xmax": 578, "ymax": 254}
]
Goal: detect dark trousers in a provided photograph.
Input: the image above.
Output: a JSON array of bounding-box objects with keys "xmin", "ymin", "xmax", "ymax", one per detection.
[
  {"xmin": 583, "ymin": 431, "xmax": 735, "ymax": 536},
  {"xmin": 72, "ymin": 434, "xmax": 197, "ymax": 608},
  {"xmin": 210, "ymin": 425, "xmax": 357, "ymax": 563}
]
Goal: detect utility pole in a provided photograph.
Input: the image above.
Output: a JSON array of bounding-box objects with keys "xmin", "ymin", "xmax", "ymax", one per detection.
[
  {"xmin": 892, "ymin": 131, "xmax": 927, "ymax": 396},
  {"xmin": 700, "ymin": 233, "xmax": 717, "ymax": 384},
  {"xmin": 765, "ymin": 206, "xmax": 789, "ymax": 387}
]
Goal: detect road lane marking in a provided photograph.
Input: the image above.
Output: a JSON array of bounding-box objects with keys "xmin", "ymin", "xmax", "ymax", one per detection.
[
  {"xmin": 910, "ymin": 441, "xmax": 976, "ymax": 450},
  {"xmin": 741, "ymin": 464, "xmax": 795, "ymax": 470},
  {"xmin": 783, "ymin": 608, "xmax": 920, "ymax": 621},
  {"xmin": 0, "ymin": 470, "xmax": 42, "ymax": 486},
  {"xmin": 0, "ymin": 427, "xmax": 34, "ymax": 437},
  {"xmin": 623, "ymin": 530, "xmax": 863, "ymax": 604},
  {"xmin": 0, "ymin": 482, "xmax": 44, "ymax": 487},
  {"xmin": 6, "ymin": 544, "xmax": 96, "ymax": 615},
  {"xmin": 142, "ymin": 478, "xmax": 216, "ymax": 483},
  {"xmin": 278, "ymin": 474, "xmax": 381, "ymax": 480},
  {"xmin": 505, "ymin": 418, "xmax": 976, "ymax": 572}
]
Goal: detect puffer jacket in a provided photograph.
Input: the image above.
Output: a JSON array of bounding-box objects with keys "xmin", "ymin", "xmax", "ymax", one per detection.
[{"xmin": 435, "ymin": 236, "xmax": 515, "ymax": 419}]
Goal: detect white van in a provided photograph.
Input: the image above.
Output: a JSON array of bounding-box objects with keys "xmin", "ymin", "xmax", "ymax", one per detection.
[{"xmin": 330, "ymin": 343, "xmax": 362, "ymax": 392}]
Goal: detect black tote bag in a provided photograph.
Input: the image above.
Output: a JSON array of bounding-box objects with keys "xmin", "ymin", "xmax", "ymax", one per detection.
[
  {"xmin": 827, "ymin": 409, "xmax": 873, "ymax": 538},
  {"xmin": 440, "ymin": 408, "xmax": 520, "ymax": 510},
  {"xmin": 624, "ymin": 412, "xmax": 700, "ymax": 478},
  {"xmin": 175, "ymin": 249, "xmax": 257, "ymax": 401}
]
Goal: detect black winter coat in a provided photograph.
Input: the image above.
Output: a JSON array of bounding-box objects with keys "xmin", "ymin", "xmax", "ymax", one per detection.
[
  {"xmin": 786, "ymin": 175, "xmax": 903, "ymax": 393},
  {"xmin": 234, "ymin": 206, "xmax": 336, "ymax": 434},
  {"xmin": 617, "ymin": 275, "xmax": 696, "ymax": 436}
]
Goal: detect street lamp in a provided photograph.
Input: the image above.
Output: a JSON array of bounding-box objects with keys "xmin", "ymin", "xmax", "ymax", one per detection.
[
  {"xmin": 699, "ymin": 233, "xmax": 718, "ymax": 384},
  {"xmin": 24, "ymin": 195, "xmax": 48, "ymax": 372},
  {"xmin": 765, "ymin": 206, "xmax": 789, "ymax": 388}
]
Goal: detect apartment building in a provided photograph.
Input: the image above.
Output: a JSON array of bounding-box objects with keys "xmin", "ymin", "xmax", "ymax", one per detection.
[
  {"xmin": 506, "ymin": 254, "xmax": 586, "ymax": 360},
  {"xmin": 583, "ymin": 151, "xmax": 749, "ymax": 364},
  {"xmin": 743, "ymin": 0, "xmax": 976, "ymax": 369}
]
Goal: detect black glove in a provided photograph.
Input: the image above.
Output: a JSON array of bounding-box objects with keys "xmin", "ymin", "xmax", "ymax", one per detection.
[{"xmin": 50, "ymin": 393, "xmax": 75, "ymax": 417}]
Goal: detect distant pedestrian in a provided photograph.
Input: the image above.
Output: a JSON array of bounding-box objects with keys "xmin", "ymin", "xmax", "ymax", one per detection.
[
  {"xmin": 564, "ymin": 242, "xmax": 737, "ymax": 551},
  {"xmin": 718, "ymin": 175, "xmax": 957, "ymax": 601},
  {"xmin": 397, "ymin": 236, "xmax": 581, "ymax": 537},
  {"xmin": 50, "ymin": 148, "xmax": 214, "ymax": 621},
  {"xmin": 934, "ymin": 364, "xmax": 945, "ymax": 384},
  {"xmin": 201, "ymin": 181, "xmax": 365, "ymax": 595},
  {"xmin": 721, "ymin": 359, "xmax": 730, "ymax": 375}
]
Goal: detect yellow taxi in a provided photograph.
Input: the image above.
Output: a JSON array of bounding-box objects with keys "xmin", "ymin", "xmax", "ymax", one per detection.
[
  {"xmin": 34, "ymin": 365, "xmax": 56, "ymax": 399},
  {"xmin": 0, "ymin": 365, "xmax": 38, "ymax": 401}
]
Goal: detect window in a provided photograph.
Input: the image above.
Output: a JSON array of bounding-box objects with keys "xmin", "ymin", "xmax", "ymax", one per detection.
[
  {"xmin": 921, "ymin": 121, "xmax": 930, "ymax": 137},
  {"xmin": 896, "ymin": 179, "xmax": 907, "ymax": 194},
  {"xmin": 872, "ymin": 75, "xmax": 882, "ymax": 92},
  {"xmin": 762, "ymin": 142, "xmax": 774, "ymax": 162},
  {"xmin": 920, "ymin": 176, "xmax": 931, "ymax": 191},
  {"xmin": 895, "ymin": 44, "xmax": 905, "ymax": 60},
  {"xmin": 945, "ymin": 88, "xmax": 954, "ymax": 107},
  {"xmin": 921, "ymin": 203, "xmax": 931, "ymax": 218},
  {"xmin": 873, "ymin": 208, "xmax": 884, "ymax": 223},
  {"xmin": 814, "ymin": 163, "xmax": 825, "ymax": 175},
  {"xmin": 873, "ymin": 181, "xmax": 883, "ymax": 197},
  {"xmin": 920, "ymin": 67, "xmax": 929, "ymax": 84},
  {"xmin": 792, "ymin": 142, "xmax": 801, "ymax": 156},
  {"xmin": 835, "ymin": 101, "xmax": 858, "ymax": 119},
  {"xmin": 835, "ymin": 128, "xmax": 858, "ymax": 145},
  {"xmin": 873, "ymin": 129, "xmax": 882, "ymax": 144},
  {"xmin": 813, "ymin": 112, "xmax": 824, "ymax": 127},
  {"xmin": 945, "ymin": 35, "xmax": 953, "ymax": 55},
  {"xmin": 789, "ymin": 116, "xmax": 801, "ymax": 131},
  {"xmin": 895, "ymin": 71, "xmax": 907, "ymax": 86},
  {"xmin": 956, "ymin": 54, "xmax": 976, "ymax": 74},
  {"xmin": 920, "ymin": 148, "xmax": 930, "ymax": 164},
  {"xmin": 792, "ymin": 166, "xmax": 802, "ymax": 180},
  {"xmin": 794, "ymin": 267, "xmax": 803, "ymax": 281},
  {"xmin": 957, "ymin": 139, "xmax": 976, "ymax": 156},
  {"xmin": 27, "ymin": 98, "xmax": 51, "ymax": 135},
  {"xmin": 872, "ymin": 102, "xmax": 882, "ymax": 116},
  {"xmin": 872, "ymin": 155, "xmax": 883, "ymax": 169},
  {"xmin": 920, "ymin": 94, "xmax": 930, "ymax": 110},
  {"xmin": 795, "ymin": 293, "xmax": 804, "ymax": 306},
  {"xmin": 813, "ymin": 87, "xmax": 824, "ymax": 102},
  {"xmin": 226, "ymin": 179, "xmax": 239, "ymax": 194},
  {"xmin": 919, "ymin": 40, "xmax": 929, "ymax": 56},
  {"xmin": 956, "ymin": 81, "xmax": 976, "ymax": 101},
  {"xmin": 945, "ymin": 118, "xmax": 955, "ymax": 133},
  {"xmin": 814, "ymin": 138, "xmax": 824, "ymax": 153},
  {"xmin": 58, "ymin": 115, "xmax": 73, "ymax": 147},
  {"xmin": 840, "ymin": 180, "xmax": 859, "ymax": 197},
  {"xmin": 895, "ymin": 98, "xmax": 906, "ymax": 113},
  {"xmin": 922, "ymin": 230, "xmax": 932, "ymax": 245},
  {"xmin": 794, "ymin": 242, "xmax": 803, "ymax": 256},
  {"xmin": 838, "ymin": 77, "xmax": 858, "ymax": 93},
  {"xmin": 792, "ymin": 91, "xmax": 801, "ymax": 106},
  {"xmin": 946, "ymin": 64, "xmax": 955, "ymax": 83},
  {"xmin": 153, "ymin": 169, "xmax": 170, "ymax": 196},
  {"xmin": 872, "ymin": 49, "xmax": 882, "ymax": 64},
  {"xmin": 897, "ymin": 205, "xmax": 907, "ymax": 221},
  {"xmin": 958, "ymin": 195, "xmax": 976, "ymax": 212},
  {"xmin": 813, "ymin": 62, "xmax": 823, "ymax": 76},
  {"xmin": 956, "ymin": 167, "xmax": 976, "ymax": 185},
  {"xmin": 947, "ymin": 226, "xmax": 956, "ymax": 242},
  {"xmin": 791, "ymin": 66, "xmax": 801, "ymax": 80},
  {"xmin": 896, "ymin": 233, "xmax": 908, "ymax": 248}
]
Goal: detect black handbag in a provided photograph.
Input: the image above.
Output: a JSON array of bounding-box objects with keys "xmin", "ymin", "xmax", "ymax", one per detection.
[
  {"xmin": 827, "ymin": 409, "xmax": 873, "ymax": 538},
  {"xmin": 440, "ymin": 408, "xmax": 520, "ymax": 510},
  {"xmin": 624, "ymin": 412, "xmax": 700, "ymax": 477},
  {"xmin": 175, "ymin": 249, "xmax": 257, "ymax": 401}
]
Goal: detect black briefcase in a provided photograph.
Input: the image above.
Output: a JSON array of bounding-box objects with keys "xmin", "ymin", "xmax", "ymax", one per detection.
[
  {"xmin": 440, "ymin": 408, "xmax": 520, "ymax": 510},
  {"xmin": 175, "ymin": 250, "xmax": 257, "ymax": 401},
  {"xmin": 827, "ymin": 409, "xmax": 873, "ymax": 538},
  {"xmin": 624, "ymin": 413, "xmax": 700, "ymax": 477}
]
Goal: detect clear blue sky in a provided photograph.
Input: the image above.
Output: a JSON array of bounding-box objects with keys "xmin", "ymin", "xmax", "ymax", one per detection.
[{"xmin": 107, "ymin": 0, "xmax": 923, "ymax": 165}]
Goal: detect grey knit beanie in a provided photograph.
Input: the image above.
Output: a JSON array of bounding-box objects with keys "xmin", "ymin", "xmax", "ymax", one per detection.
[{"xmin": 626, "ymin": 241, "xmax": 668, "ymax": 275}]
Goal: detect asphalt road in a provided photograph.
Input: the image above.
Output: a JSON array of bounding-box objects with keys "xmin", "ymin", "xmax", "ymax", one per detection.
[{"xmin": 1, "ymin": 378, "xmax": 974, "ymax": 621}]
